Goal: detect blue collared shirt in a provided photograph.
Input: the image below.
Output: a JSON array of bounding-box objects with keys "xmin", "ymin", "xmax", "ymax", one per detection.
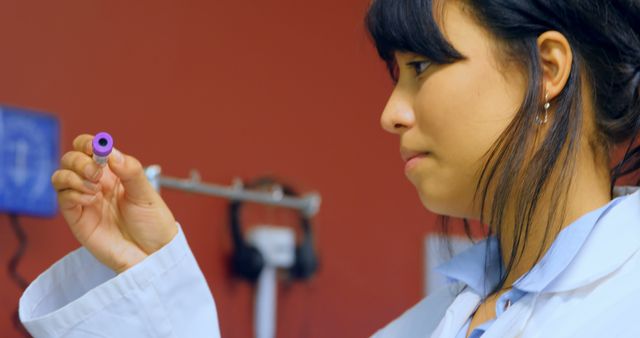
[{"xmin": 434, "ymin": 193, "xmax": 628, "ymax": 338}]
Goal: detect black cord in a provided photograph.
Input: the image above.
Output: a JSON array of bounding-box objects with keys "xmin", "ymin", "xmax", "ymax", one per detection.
[
  {"xmin": 8, "ymin": 214, "xmax": 31, "ymax": 337},
  {"xmin": 9, "ymin": 214, "xmax": 28, "ymax": 289}
]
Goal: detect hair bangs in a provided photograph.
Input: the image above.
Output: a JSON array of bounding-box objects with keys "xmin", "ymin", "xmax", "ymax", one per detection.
[{"xmin": 365, "ymin": 0, "xmax": 465, "ymax": 80}]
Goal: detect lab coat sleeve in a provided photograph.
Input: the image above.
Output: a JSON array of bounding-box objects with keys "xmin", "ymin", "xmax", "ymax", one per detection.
[{"xmin": 19, "ymin": 223, "xmax": 221, "ymax": 338}]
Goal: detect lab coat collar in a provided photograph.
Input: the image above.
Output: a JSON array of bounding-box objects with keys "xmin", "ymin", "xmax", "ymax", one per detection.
[
  {"xmin": 433, "ymin": 236, "xmax": 502, "ymax": 298},
  {"xmin": 434, "ymin": 188, "xmax": 640, "ymax": 297},
  {"xmin": 539, "ymin": 188, "xmax": 640, "ymax": 293}
]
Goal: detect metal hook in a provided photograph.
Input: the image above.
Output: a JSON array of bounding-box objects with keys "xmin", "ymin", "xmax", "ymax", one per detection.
[
  {"xmin": 189, "ymin": 169, "xmax": 201, "ymax": 184},
  {"xmin": 232, "ymin": 177, "xmax": 244, "ymax": 190},
  {"xmin": 271, "ymin": 184, "xmax": 284, "ymax": 201}
]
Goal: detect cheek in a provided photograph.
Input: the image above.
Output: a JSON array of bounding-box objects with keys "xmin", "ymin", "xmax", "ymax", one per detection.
[
  {"xmin": 410, "ymin": 63, "xmax": 519, "ymax": 218},
  {"xmin": 411, "ymin": 151, "xmax": 481, "ymax": 218}
]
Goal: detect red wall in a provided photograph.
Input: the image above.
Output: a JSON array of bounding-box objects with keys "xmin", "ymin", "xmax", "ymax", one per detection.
[
  {"xmin": 0, "ymin": 1, "xmax": 636, "ymax": 337},
  {"xmin": 0, "ymin": 1, "xmax": 457, "ymax": 337}
]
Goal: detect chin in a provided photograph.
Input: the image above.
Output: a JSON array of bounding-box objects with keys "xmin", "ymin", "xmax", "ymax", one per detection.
[{"xmin": 416, "ymin": 187, "xmax": 470, "ymax": 219}]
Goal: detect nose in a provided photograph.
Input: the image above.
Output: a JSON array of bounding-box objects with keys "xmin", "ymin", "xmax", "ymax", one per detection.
[{"xmin": 380, "ymin": 87, "xmax": 415, "ymax": 134}]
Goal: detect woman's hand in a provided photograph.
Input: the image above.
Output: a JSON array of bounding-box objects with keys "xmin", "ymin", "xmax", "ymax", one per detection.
[{"xmin": 51, "ymin": 134, "xmax": 177, "ymax": 273}]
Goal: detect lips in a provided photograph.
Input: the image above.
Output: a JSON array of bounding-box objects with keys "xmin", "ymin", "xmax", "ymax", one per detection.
[
  {"xmin": 400, "ymin": 148, "xmax": 431, "ymax": 163},
  {"xmin": 408, "ymin": 153, "xmax": 429, "ymax": 162}
]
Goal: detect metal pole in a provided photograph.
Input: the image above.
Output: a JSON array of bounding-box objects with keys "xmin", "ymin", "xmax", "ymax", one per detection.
[{"xmin": 144, "ymin": 165, "xmax": 321, "ymax": 217}]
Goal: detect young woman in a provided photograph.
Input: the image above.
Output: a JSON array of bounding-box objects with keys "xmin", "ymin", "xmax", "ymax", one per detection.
[{"xmin": 19, "ymin": 0, "xmax": 640, "ymax": 337}]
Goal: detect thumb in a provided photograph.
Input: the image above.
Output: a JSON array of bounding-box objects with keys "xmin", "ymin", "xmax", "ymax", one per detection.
[{"xmin": 107, "ymin": 148, "xmax": 156, "ymax": 202}]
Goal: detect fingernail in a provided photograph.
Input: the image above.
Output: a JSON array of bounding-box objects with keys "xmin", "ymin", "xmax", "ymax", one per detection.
[
  {"xmin": 83, "ymin": 180, "xmax": 99, "ymax": 192},
  {"xmin": 85, "ymin": 165, "xmax": 100, "ymax": 181},
  {"xmin": 112, "ymin": 149, "xmax": 124, "ymax": 164}
]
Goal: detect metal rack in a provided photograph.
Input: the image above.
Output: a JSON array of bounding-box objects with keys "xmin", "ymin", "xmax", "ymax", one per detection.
[{"xmin": 144, "ymin": 165, "xmax": 322, "ymax": 218}]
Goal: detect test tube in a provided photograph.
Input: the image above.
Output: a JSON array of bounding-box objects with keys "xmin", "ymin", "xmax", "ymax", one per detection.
[{"xmin": 93, "ymin": 132, "xmax": 113, "ymax": 167}]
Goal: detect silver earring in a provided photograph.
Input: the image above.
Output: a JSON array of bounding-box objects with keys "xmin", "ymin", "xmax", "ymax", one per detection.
[{"xmin": 535, "ymin": 92, "xmax": 550, "ymax": 125}]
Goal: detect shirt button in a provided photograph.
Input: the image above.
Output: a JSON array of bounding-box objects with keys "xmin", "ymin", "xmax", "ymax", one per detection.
[{"xmin": 504, "ymin": 299, "xmax": 512, "ymax": 311}]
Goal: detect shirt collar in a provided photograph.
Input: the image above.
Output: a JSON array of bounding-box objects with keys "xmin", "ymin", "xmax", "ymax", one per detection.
[{"xmin": 434, "ymin": 188, "xmax": 640, "ymax": 297}]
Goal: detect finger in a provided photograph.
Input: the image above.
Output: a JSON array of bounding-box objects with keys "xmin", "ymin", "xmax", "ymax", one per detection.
[
  {"xmin": 58, "ymin": 190, "xmax": 102, "ymax": 229},
  {"xmin": 60, "ymin": 151, "xmax": 103, "ymax": 183},
  {"xmin": 72, "ymin": 134, "xmax": 95, "ymax": 155},
  {"xmin": 51, "ymin": 169, "xmax": 102, "ymax": 194},
  {"xmin": 107, "ymin": 148, "xmax": 157, "ymax": 203},
  {"xmin": 58, "ymin": 189, "xmax": 99, "ymax": 210}
]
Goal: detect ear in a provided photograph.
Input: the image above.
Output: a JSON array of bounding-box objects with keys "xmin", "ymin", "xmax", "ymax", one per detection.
[{"xmin": 537, "ymin": 31, "xmax": 573, "ymax": 100}]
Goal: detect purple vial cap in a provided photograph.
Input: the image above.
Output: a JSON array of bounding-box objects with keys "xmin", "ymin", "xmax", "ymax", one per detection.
[{"xmin": 93, "ymin": 132, "xmax": 114, "ymax": 157}]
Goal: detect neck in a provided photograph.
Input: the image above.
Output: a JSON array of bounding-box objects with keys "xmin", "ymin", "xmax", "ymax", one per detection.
[{"xmin": 497, "ymin": 149, "xmax": 612, "ymax": 287}]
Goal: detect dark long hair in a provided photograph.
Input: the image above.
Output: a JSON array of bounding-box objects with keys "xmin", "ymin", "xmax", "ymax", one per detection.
[{"xmin": 365, "ymin": 0, "xmax": 640, "ymax": 299}]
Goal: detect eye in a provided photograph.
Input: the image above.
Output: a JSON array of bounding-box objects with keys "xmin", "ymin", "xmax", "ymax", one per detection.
[{"xmin": 406, "ymin": 61, "xmax": 432, "ymax": 77}]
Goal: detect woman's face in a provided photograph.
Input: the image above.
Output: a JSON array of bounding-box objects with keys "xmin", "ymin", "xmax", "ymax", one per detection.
[{"xmin": 380, "ymin": 0, "xmax": 527, "ymax": 219}]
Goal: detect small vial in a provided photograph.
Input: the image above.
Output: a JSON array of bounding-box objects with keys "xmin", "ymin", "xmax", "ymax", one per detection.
[{"xmin": 92, "ymin": 132, "xmax": 113, "ymax": 167}]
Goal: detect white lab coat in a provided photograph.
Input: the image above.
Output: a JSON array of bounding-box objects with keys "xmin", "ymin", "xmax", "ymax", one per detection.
[
  {"xmin": 19, "ymin": 224, "xmax": 221, "ymax": 338},
  {"xmin": 373, "ymin": 188, "xmax": 640, "ymax": 338},
  {"xmin": 20, "ymin": 188, "xmax": 640, "ymax": 337}
]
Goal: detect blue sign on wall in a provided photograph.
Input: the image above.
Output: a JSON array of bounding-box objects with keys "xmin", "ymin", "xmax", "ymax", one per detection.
[{"xmin": 0, "ymin": 106, "xmax": 60, "ymax": 217}]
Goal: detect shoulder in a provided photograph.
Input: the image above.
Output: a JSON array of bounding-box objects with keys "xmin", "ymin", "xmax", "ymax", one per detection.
[
  {"xmin": 527, "ymin": 248, "xmax": 640, "ymax": 338},
  {"xmin": 370, "ymin": 282, "xmax": 465, "ymax": 338}
]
